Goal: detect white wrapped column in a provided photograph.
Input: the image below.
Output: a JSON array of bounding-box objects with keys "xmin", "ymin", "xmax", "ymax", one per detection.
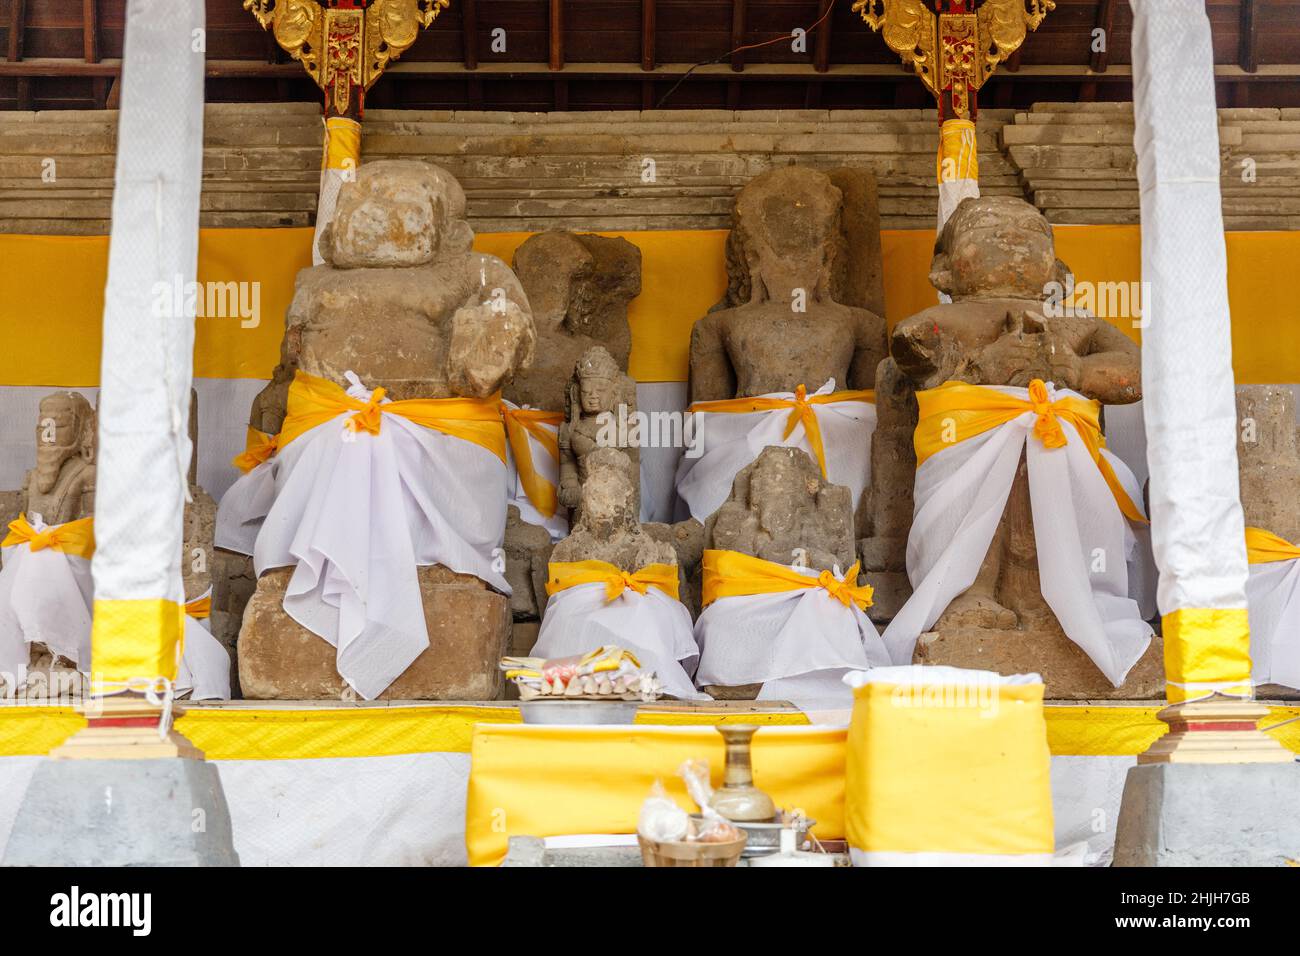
[
  {"xmin": 90, "ymin": 0, "xmax": 206, "ymax": 689},
  {"xmin": 1130, "ymin": 0, "xmax": 1252, "ymax": 703}
]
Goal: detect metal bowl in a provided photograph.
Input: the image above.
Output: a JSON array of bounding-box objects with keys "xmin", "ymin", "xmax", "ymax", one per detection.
[{"xmin": 518, "ymin": 699, "xmax": 640, "ymax": 725}]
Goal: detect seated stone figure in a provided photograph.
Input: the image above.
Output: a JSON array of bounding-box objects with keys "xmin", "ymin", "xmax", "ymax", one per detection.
[
  {"xmin": 558, "ymin": 347, "xmax": 640, "ymax": 523},
  {"xmin": 875, "ymin": 195, "xmax": 1161, "ymax": 698},
  {"xmin": 679, "ymin": 166, "xmax": 887, "ymax": 528},
  {"xmin": 22, "ymin": 391, "xmax": 96, "ymax": 526}
]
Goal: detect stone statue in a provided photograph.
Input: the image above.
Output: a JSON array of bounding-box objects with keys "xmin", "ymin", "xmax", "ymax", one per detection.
[
  {"xmin": 1236, "ymin": 385, "xmax": 1300, "ymax": 545},
  {"xmin": 558, "ymin": 346, "xmax": 639, "ymax": 524},
  {"xmin": 232, "ymin": 160, "xmax": 535, "ymax": 700},
  {"xmin": 22, "ymin": 391, "xmax": 96, "ymax": 526},
  {"xmin": 688, "ymin": 165, "xmax": 887, "ymax": 404},
  {"xmin": 550, "ymin": 447, "xmax": 675, "ymax": 571},
  {"xmin": 878, "ymin": 195, "xmax": 1160, "ymax": 697},
  {"xmin": 508, "ymin": 231, "xmax": 641, "ymax": 413}
]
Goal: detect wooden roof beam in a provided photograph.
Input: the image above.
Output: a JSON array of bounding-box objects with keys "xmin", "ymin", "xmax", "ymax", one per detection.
[
  {"xmin": 8, "ymin": 0, "xmax": 26, "ymax": 62},
  {"xmin": 731, "ymin": 0, "xmax": 746, "ymax": 73},
  {"xmin": 1090, "ymin": 0, "xmax": 1116, "ymax": 73},
  {"xmin": 550, "ymin": 0, "xmax": 564, "ymax": 71},
  {"xmin": 814, "ymin": 0, "xmax": 833, "ymax": 74},
  {"xmin": 641, "ymin": 0, "xmax": 655, "ymax": 72},
  {"xmin": 462, "ymin": 0, "xmax": 478, "ymax": 71},
  {"xmin": 83, "ymin": 0, "xmax": 99, "ymax": 64},
  {"xmin": 1240, "ymin": 0, "xmax": 1258, "ymax": 74}
]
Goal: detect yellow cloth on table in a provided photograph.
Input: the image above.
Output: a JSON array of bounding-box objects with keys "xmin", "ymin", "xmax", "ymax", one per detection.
[
  {"xmin": 276, "ymin": 370, "xmax": 507, "ymax": 462},
  {"xmin": 232, "ymin": 426, "xmax": 277, "ymax": 473},
  {"xmin": 464, "ymin": 723, "xmax": 847, "ymax": 866},
  {"xmin": 701, "ymin": 549, "xmax": 873, "ymax": 611},
  {"xmin": 1245, "ymin": 527, "xmax": 1300, "ymax": 565},
  {"xmin": 3, "ymin": 515, "xmax": 95, "ymax": 560},
  {"xmin": 546, "ymin": 560, "xmax": 680, "ymax": 602},
  {"xmin": 913, "ymin": 379, "xmax": 1146, "ymax": 524},
  {"xmin": 844, "ymin": 673, "xmax": 1054, "ymax": 863},
  {"xmin": 502, "ymin": 404, "xmax": 563, "ymax": 519},
  {"xmin": 688, "ymin": 385, "xmax": 874, "ymax": 478}
]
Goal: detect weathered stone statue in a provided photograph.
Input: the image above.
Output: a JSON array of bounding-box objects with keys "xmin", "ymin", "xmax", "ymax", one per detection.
[
  {"xmin": 232, "ymin": 160, "xmax": 534, "ymax": 700},
  {"xmin": 508, "ymin": 231, "xmax": 640, "ymax": 413},
  {"xmin": 688, "ymin": 165, "xmax": 887, "ymax": 404},
  {"xmin": 879, "ymin": 195, "xmax": 1161, "ymax": 697},
  {"xmin": 22, "ymin": 391, "xmax": 96, "ymax": 525},
  {"xmin": 558, "ymin": 346, "xmax": 639, "ymax": 524},
  {"xmin": 1236, "ymin": 385, "xmax": 1300, "ymax": 545},
  {"xmin": 551, "ymin": 447, "xmax": 675, "ymax": 570}
]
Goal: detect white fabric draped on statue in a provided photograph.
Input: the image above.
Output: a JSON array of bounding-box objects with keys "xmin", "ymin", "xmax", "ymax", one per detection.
[
  {"xmin": 675, "ymin": 379, "xmax": 876, "ymax": 523},
  {"xmin": 532, "ymin": 583, "xmax": 703, "ymax": 700},
  {"xmin": 1245, "ymin": 558, "xmax": 1300, "ymax": 691},
  {"xmin": 694, "ymin": 563, "xmax": 891, "ymax": 705},
  {"xmin": 0, "ymin": 533, "xmax": 93, "ymax": 689},
  {"xmin": 881, "ymin": 382, "xmax": 1152, "ymax": 688},
  {"xmin": 215, "ymin": 377, "xmax": 510, "ymax": 700},
  {"xmin": 502, "ymin": 399, "xmax": 568, "ymax": 542},
  {"xmin": 176, "ymin": 614, "xmax": 231, "ymax": 702}
]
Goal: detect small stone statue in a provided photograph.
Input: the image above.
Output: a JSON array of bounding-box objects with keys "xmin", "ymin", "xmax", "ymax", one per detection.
[
  {"xmin": 558, "ymin": 346, "xmax": 639, "ymax": 524},
  {"xmin": 22, "ymin": 391, "xmax": 96, "ymax": 525},
  {"xmin": 550, "ymin": 447, "xmax": 675, "ymax": 571}
]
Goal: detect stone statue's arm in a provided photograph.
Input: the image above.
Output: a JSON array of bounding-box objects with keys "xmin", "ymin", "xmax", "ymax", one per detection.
[
  {"xmin": 890, "ymin": 309, "xmax": 964, "ymax": 390},
  {"xmin": 1080, "ymin": 321, "xmax": 1142, "ymax": 404},
  {"xmin": 687, "ymin": 314, "xmax": 736, "ymax": 403},
  {"xmin": 849, "ymin": 308, "xmax": 888, "ymax": 392},
  {"xmin": 557, "ymin": 423, "xmax": 581, "ymax": 510}
]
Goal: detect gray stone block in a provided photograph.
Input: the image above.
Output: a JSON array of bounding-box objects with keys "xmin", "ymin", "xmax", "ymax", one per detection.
[
  {"xmin": 1113, "ymin": 762, "xmax": 1300, "ymax": 867},
  {"xmin": 2, "ymin": 758, "xmax": 239, "ymax": 867}
]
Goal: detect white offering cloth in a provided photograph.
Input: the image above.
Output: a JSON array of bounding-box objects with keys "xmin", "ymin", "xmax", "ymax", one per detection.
[
  {"xmin": 675, "ymin": 380, "xmax": 876, "ymax": 522},
  {"xmin": 502, "ymin": 400, "xmax": 568, "ymax": 542},
  {"xmin": 532, "ymin": 583, "xmax": 704, "ymax": 700},
  {"xmin": 175, "ymin": 615, "xmax": 231, "ymax": 702},
  {"xmin": 881, "ymin": 383, "xmax": 1153, "ymax": 688},
  {"xmin": 1245, "ymin": 558, "xmax": 1300, "ymax": 691},
  {"xmin": 694, "ymin": 563, "xmax": 891, "ymax": 701},
  {"xmin": 215, "ymin": 380, "xmax": 510, "ymax": 700},
  {"xmin": 0, "ymin": 537, "xmax": 93, "ymax": 689}
]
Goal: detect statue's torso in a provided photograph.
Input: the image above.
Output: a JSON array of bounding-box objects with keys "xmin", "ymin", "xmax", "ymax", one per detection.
[{"xmin": 723, "ymin": 304, "xmax": 859, "ymax": 396}]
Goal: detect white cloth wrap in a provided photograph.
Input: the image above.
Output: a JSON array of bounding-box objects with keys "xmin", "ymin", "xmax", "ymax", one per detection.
[
  {"xmin": 881, "ymin": 383, "xmax": 1152, "ymax": 688},
  {"xmin": 0, "ymin": 542, "xmax": 93, "ymax": 688},
  {"xmin": 175, "ymin": 614, "xmax": 231, "ymax": 702},
  {"xmin": 215, "ymin": 392, "xmax": 510, "ymax": 700},
  {"xmin": 1245, "ymin": 558, "xmax": 1300, "ymax": 691},
  {"xmin": 502, "ymin": 400, "xmax": 568, "ymax": 542},
  {"xmin": 532, "ymin": 583, "xmax": 704, "ymax": 700},
  {"xmin": 693, "ymin": 563, "xmax": 891, "ymax": 704},
  {"xmin": 675, "ymin": 380, "xmax": 876, "ymax": 523}
]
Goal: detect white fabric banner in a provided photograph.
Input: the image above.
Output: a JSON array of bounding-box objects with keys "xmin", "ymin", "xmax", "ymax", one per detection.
[
  {"xmin": 0, "ymin": 539, "xmax": 93, "ymax": 689},
  {"xmin": 216, "ymin": 378, "xmax": 510, "ymax": 700},
  {"xmin": 532, "ymin": 583, "xmax": 703, "ymax": 700},
  {"xmin": 881, "ymin": 383, "xmax": 1152, "ymax": 687},
  {"xmin": 675, "ymin": 380, "xmax": 876, "ymax": 523},
  {"xmin": 1246, "ymin": 559, "xmax": 1300, "ymax": 691}
]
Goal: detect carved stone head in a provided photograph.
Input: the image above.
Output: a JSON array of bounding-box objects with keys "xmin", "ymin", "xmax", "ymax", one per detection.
[
  {"xmin": 930, "ymin": 196, "xmax": 1068, "ymax": 300},
  {"xmin": 323, "ymin": 160, "xmax": 474, "ymax": 268},
  {"xmin": 34, "ymin": 392, "xmax": 95, "ymax": 495},
  {"xmin": 572, "ymin": 346, "xmax": 623, "ymax": 416},
  {"xmin": 732, "ymin": 166, "xmax": 841, "ymax": 304}
]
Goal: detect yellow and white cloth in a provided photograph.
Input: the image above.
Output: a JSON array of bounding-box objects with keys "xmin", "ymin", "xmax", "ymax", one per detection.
[
  {"xmin": 215, "ymin": 370, "xmax": 511, "ymax": 700},
  {"xmin": 693, "ymin": 549, "xmax": 890, "ymax": 706},
  {"xmin": 533, "ymin": 560, "xmax": 703, "ymax": 700},
  {"xmin": 881, "ymin": 380, "xmax": 1152, "ymax": 687},
  {"xmin": 0, "ymin": 515, "xmax": 95, "ymax": 688},
  {"xmin": 502, "ymin": 400, "xmax": 568, "ymax": 542},
  {"xmin": 936, "ymin": 118, "xmax": 979, "ymax": 235},
  {"xmin": 675, "ymin": 380, "xmax": 876, "ymax": 522},
  {"xmin": 1244, "ymin": 528, "xmax": 1300, "ymax": 691},
  {"xmin": 843, "ymin": 666, "xmax": 1054, "ymax": 867},
  {"xmin": 177, "ymin": 589, "xmax": 231, "ymax": 702}
]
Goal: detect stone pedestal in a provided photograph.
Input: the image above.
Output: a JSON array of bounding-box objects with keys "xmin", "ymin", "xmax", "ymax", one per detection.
[
  {"xmin": 1113, "ymin": 763, "xmax": 1300, "ymax": 866},
  {"xmin": 238, "ymin": 565, "xmax": 510, "ymax": 700},
  {"xmin": 2, "ymin": 758, "xmax": 239, "ymax": 866},
  {"xmin": 913, "ymin": 625, "xmax": 1165, "ymax": 700}
]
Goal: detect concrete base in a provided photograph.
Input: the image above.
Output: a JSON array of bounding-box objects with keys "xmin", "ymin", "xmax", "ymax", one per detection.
[
  {"xmin": 1113, "ymin": 762, "xmax": 1300, "ymax": 866},
  {"xmin": 1, "ymin": 758, "xmax": 240, "ymax": 866}
]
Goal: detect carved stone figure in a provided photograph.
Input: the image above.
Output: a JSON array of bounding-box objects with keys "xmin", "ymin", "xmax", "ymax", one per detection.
[
  {"xmin": 232, "ymin": 160, "xmax": 536, "ymax": 700},
  {"xmin": 508, "ymin": 231, "xmax": 640, "ymax": 413},
  {"xmin": 688, "ymin": 165, "xmax": 887, "ymax": 404},
  {"xmin": 878, "ymin": 195, "xmax": 1161, "ymax": 697},
  {"xmin": 551, "ymin": 448, "xmax": 675, "ymax": 570},
  {"xmin": 22, "ymin": 391, "xmax": 96, "ymax": 526},
  {"xmin": 558, "ymin": 347, "xmax": 639, "ymax": 525},
  {"xmin": 1236, "ymin": 385, "xmax": 1300, "ymax": 545}
]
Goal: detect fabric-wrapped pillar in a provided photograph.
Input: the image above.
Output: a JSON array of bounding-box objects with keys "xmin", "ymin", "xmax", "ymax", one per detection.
[{"xmin": 89, "ymin": 0, "xmax": 206, "ymax": 694}]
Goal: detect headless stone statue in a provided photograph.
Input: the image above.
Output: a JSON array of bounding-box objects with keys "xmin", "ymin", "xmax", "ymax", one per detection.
[
  {"xmin": 551, "ymin": 447, "xmax": 675, "ymax": 570},
  {"xmin": 879, "ymin": 196, "xmax": 1160, "ymax": 697},
  {"xmin": 688, "ymin": 165, "xmax": 887, "ymax": 404}
]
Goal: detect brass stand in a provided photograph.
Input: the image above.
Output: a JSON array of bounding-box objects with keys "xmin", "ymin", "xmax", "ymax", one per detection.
[
  {"xmin": 49, "ymin": 692, "xmax": 204, "ymax": 761},
  {"xmin": 1138, "ymin": 693, "xmax": 1294, "ymax": 764}
]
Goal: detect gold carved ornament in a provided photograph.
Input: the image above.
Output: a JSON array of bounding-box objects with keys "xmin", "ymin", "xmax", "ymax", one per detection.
[
  {"xmin": 851, "ymin": 0, "xmax": 1054, "ymax": 119},
  {"xmin": 243, "ymin": 1, "xmax": 450, "ymax": 114}
]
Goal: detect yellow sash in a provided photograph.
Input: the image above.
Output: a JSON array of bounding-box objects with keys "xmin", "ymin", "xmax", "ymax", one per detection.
[
  {"xmin": 275, "ymin": 371, "xmax": 507, "ymax": 463},
  {"xmin": 232, "ymin": 425, "xmax": 278, "ymax": 473},
  {"xmin": 502, "ymin": 404, "xmax": 563, "ymax": 519},
  {"xmin": 2, "ymin": 515, "xmax": 95, "ymax": 560},
  {"xmin": 688, "ymin": 384, "xmax": 875, "ymax": 478},
  {"xmin": 914, "ymin": 379, "xmax": 1146, "ymax": 524},
  {"xmin": 545, "ymin": 560, "xmax": 681, "ymax": 602},
  {"xmin": 184, "ymin": 593, "xmax": 212, "ymax": 619},
  {"xmin": 701, "ymin": 549, "xmax": 873, "ymax": 611},
  {"xmin": 1245, "ymin": 527, "xmax": 1300, "ymax": 565}
]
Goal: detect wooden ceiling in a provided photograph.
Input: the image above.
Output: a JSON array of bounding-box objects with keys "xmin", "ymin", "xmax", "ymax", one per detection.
[{"xmin": 2, "ymin": 0, "xmax": 1299, "ymax": 112}]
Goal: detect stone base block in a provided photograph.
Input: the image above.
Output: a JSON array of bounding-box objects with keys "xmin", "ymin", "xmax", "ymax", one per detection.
[
  {"xmin": 2, "ymin": 758, "xmax": 239, "ymax": 866},
  {"xmin": 238, "ymin": 565, "xmax": 510, "ymax": 700},
  {"xmin": 912, "ymin": 622, "xmax": 1165, "ymax": 699},
  {"xmin": 1113, "ymin": 762, "xmax": 1300, "ymax": 866}
]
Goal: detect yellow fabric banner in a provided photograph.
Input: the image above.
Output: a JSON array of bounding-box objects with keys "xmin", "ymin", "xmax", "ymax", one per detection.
[
  {"xmin": 936, "ymin": 117, "xmax": 979, "ymax": 185},
  {"xmin": 1162, "ymin": 607, "xmax": 1254, "ymax": 703},
  {"xmin": 1245, "ymin": 527, "xmax": 1300, "ymax": 565},
  {"xmin": 545, "ymin": 560, "xmax": 681, "ymax": 602},
  {"xmin": 2, "ymin": 515, "xmax": 95, "ymax": 560},
  {"xmin": 701, "ymin": 549, "xmax": 873, "ymax": 610},
  {"xmin": 502, "ymin": 404, "xmax": 563, "ymax": 518},
  {"xmin": 322, "ymin": 116, "xmax": 361, "ymax": 172}
]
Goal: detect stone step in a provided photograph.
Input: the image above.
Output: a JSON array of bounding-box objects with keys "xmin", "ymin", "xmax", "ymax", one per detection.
[{"xmin": 1003, "ymin": 124, "xmax": 1242, "ymax": 147}]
